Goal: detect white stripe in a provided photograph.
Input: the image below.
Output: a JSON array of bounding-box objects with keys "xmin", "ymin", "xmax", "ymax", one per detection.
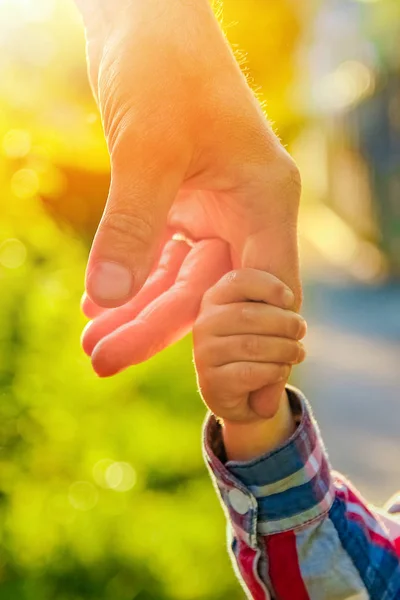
[
  {"xmin": 346, "ymin": 501, "xmax": 387, "ymax": 537},
  {"xmin": 250, "ymin": 548, "xmax": 271, "ymax": 600},
  {"xmin": 308, "ymin": 452, "xmax": 319, "ymax": 474},
  {"xmin": 371, "ymin": 507, "xmax": 400, "ymax": 542},
  {"xmin": 296, "ymin": 519, "xmax": 370, "ymax": 600},
  {"xmin": 258, "ymin": 485, "xmax": 334, "ymax": 535},
  {"xmin": 250, "ymin": 437, "xmax": 325, "ymax": 499}
]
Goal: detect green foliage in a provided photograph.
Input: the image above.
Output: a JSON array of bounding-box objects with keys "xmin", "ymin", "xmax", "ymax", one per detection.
[{"xmin": 0, "ymin": 193, "xmax": 243, "ymax": 599}]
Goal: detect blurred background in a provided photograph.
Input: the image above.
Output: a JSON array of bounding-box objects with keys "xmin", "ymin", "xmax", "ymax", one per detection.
[{"xmin": 0, "ymin": 0, "xmax": 399, "ymax": 598}]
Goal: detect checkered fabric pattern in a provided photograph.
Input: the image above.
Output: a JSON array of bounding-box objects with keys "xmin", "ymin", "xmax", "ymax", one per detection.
[{"xmin": 204, "ymin": 387, "xmax": 400, "ymax": 600}]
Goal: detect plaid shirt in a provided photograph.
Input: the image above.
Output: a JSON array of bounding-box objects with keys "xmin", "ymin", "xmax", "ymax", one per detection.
[{"xmin": 204, "ymin": 386, "xmax": 400, "ymax": 600}]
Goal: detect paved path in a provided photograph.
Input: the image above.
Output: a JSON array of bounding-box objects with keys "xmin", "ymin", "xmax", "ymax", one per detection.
[{"xmin": 297, "ymin": 280, "xmax": 400, "ymax": 505}]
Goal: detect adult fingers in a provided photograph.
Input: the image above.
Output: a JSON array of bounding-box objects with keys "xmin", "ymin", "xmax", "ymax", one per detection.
[
  {"xmin": 91, "ymin": 239, "xmax": 231, "ymax": 376},
  {"xmin": 81, "ymin": 228, "xmax": 175, "ymax": 320},
  {"xmin": 81, "ymin": 292, "xmax": 106, "ymax": 319},
  {"xmin": 82, "ymin": 238, "xmax": 190, "ymax": 356},
  {"xmin": 237, "ymin": 154, "xmax": 303, "ymax": 419},
  {"xmin": 240, "ymin": 153, "xmax": 303, "ymax": 311},
  {"xmin": 85, "ymin": 154, "xmax": 185, "ymax": 308}
]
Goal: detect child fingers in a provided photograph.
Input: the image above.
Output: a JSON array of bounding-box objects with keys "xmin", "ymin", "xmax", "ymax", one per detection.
[
  {"xmin": 198, "ymin": 335, "xmax": 306, "ymax": 367},
  {"xmin": 202, "ymin": 362, "xmax": 291, "ymax": 400},
  {"xmin": 195, "ymin": 303, "xmax": 307, "ymax": 340},
  {"xmin": 202, "ymin": 268, "xmax": 295, "ymax": 310}
]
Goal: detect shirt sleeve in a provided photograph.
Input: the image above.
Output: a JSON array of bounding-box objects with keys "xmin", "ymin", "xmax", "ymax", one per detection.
[{"xmin": 203, "ymin": 386, "xmax": 400, "ymax": 600}]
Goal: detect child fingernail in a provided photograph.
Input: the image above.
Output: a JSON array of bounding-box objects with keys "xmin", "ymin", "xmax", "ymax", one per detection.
[
  {"xmin": 297, "ymin": 319, "xmax": 307, "ymax": 339},
  {"xmin": 298, "ymin": 344, "xmax": 306, "ymax": 362},
  {"xmin": 283, "ymin": 288, "xmax": 295, "ymax": 308}
]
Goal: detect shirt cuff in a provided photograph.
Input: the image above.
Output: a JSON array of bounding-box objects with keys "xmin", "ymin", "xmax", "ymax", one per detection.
[{"xmin": 203, "ymin": 386, "xmax": 335, "ymax": 549}]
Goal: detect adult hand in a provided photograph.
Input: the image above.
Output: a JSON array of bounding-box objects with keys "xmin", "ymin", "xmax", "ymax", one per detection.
[{"xmin": 76, "ymin": 0, "xmax": 302, "ymax": 392}]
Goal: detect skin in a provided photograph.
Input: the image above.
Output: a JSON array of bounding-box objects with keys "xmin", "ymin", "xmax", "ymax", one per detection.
[
  {"xmin": 75, "ymin": 0, "xmax": 302, "ymax": 421},
  {"xmin": 193, "ymin": 268, "xmax": 307, "ymax": 460}
]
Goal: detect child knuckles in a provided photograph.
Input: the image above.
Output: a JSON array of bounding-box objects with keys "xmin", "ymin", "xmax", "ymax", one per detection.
[
  {"xmin": 241, "ymin": 335, "xmax": 261, "ymax": 359},
  {"xmin": 223, "ymin": 269, "xmax": 245, "ymax": 292},
  {"xmin": 238, "ymin": 304, "xmax": 255, "ymax": 326},
  {"xmin": 224, "ymin": 269, "xmax": 241, "ymax": 285},
  {"xmin": 270, "ymin": 279, "xmax": 286, "ymax": 299},
  {"xmin": 236, "ymin": 362, "xmax": 256, "ymax": 387}
]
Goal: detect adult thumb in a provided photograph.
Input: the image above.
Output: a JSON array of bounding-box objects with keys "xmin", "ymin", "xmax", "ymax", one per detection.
[{"xmin": 86, "ymin": 162, "xmax": 182, "ymax": 308}]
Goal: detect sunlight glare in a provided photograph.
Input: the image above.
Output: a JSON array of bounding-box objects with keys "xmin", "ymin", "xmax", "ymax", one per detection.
[{"xmin": 0, "ymin": 0, "xmax": 55, "ymax": 23}]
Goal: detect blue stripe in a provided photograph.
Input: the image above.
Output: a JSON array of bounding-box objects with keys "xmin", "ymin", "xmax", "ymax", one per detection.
[
  {"xmin": 228, "ymin": 436, "xmax": 308, "ymax": 486},
  {"xmin": 330, "ymin": 497, "xmax": 400, "ymax": 600},
  {"xmin": 256, "ymin": 457, "xmax": 331, "ymax": 521}
]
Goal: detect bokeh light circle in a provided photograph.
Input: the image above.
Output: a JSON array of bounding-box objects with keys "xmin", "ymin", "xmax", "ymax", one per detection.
[{"xmin": 105, "ymin": 462, "xmax": 137, "ymax": 493}]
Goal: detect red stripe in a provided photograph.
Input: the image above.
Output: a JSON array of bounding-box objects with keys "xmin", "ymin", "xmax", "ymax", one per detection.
[
  {"xmin": 336, "ymin": 485, "xmax": 399, "ymax": 552},
  {"xmin": 336, "ymin": 474, "xmax": 400, "ymax": 557},
  {"xmin": 395, "ymin": 537, "xmax": 400, "ymax": 555},
  {"xmin": 335, "ymin": 474, "xmax": 379, "ymax": 521},
  {"xmin": 266, "ymin": 531, "xmax": 310, "ymax": 600},
  {"xmin": 345, "ymin": 511, "xmax": 395, "ymax": 551},
  {"xmin": 237, "ymin": 541, "xmax": 269, "ymax": 600}
]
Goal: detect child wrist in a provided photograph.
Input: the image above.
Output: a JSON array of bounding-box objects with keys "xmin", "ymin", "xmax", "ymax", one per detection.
[{"xmin": 221, "ymin": 390, "xmax": 296, "ymax": 461}]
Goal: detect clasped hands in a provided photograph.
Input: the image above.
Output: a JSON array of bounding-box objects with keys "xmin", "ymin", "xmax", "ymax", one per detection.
[{"xmin": 75, "ymin": 0, "xmax": 302, "ymax": 421}]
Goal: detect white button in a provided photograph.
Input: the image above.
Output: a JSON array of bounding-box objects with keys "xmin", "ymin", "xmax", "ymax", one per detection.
[{"xmin": 228, "ymin": 489, "xmax": 251, "ymax": 515}]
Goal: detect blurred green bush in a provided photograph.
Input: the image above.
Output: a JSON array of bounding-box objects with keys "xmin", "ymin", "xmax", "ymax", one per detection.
[{"xmin": 0, "ymin": 192, "xmax": 243, "ymax": 599}]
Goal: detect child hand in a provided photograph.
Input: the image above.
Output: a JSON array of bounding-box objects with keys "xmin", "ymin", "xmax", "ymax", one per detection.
[{"xmin": 193, "ymin": 269, "xmax": 307, "ymax": 425}]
